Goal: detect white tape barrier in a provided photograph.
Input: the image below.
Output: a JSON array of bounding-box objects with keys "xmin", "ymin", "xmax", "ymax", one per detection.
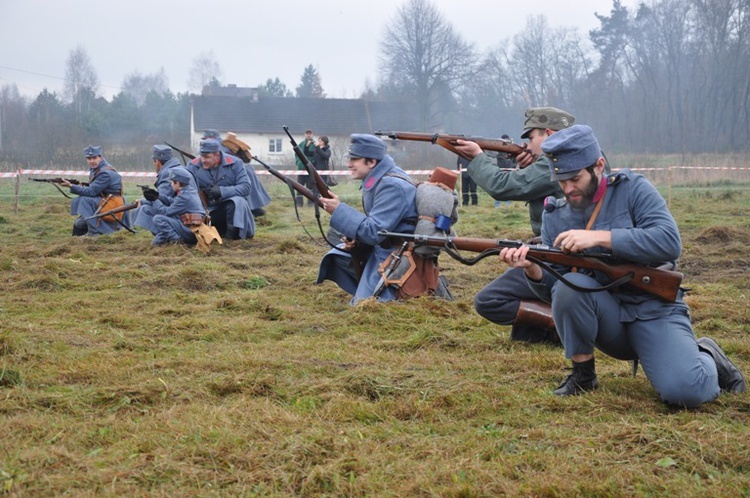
[{"xmin": 3, "ymin": 166, "xmax": 750, "ymax": 181}]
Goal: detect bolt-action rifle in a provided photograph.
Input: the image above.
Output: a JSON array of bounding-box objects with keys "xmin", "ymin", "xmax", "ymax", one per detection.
[
  {"xmin": 283, "ymin": 126, "xmax": 331, "ymax": 200},
  {"xmin": 84, "ymin": 200, "xmax": 139, "ymax": 234},
  {"xmin": 29, "ymin": 177, "xmax": 89, "ymax": 199},
  {"xmin": 374, "ymin": 131, "xmax": 531, "ymax": 162},
  {"xmin": 378, "ymin": 231, "xmax": 684, "ymax": 302},
  {"xmin": 255, "ymin": 154, "xmax": 367, "ymax": 279},
  {"xmin": 164, "ymin": 141, "xmax": 196, "ymax": 162}
]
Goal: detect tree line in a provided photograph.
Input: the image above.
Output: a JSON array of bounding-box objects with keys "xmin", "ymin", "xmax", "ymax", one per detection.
[{"xmin": 1, "ymin": 0, "xmax": 748, "ymax": 170}]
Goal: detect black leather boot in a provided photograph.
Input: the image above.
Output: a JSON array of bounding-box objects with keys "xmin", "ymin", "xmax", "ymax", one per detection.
[
  {"xmin": 71, "ymin": 218, "xmax": 88, "ymax": 236},
  {"xmin": 697, "ymin": 337, "xmax": 746, "ymax": 393},
  {"xmin": 553, "ymin": 358, "xmax": 599, "ymax": 396},
  {"xmin": 224, "ymin": 226, "xmax": 240, "ymax": 240}
]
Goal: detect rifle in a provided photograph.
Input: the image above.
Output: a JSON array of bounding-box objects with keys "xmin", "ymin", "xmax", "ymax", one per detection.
[
  {"xmin": 252, "ymin": 155, "xmax": 322, "ymax": 208},
  {"xmin": 84, "ymin": 201, "xmax": 139, "ymax": 233},
  {"xmin": 254, "ymin": 154, "xmax": 367, "ymax": 279},
  {"xmin": 164, "ymin": 141, "xmax": 196, "ymax": 162},
  {"xmin": 378, "ymin": 231, "xmax": 684, "ymax": 302},
  {"xmin": 374, "ymin": 131, "xmax": 528, "ymax": 162},
  {"xmin": 29, "ymin": 177, "xmax": 89, "ymax": 199},
  {"xmin": 283, "ymin": 126, "xmax": 331, "ymax": 199}
]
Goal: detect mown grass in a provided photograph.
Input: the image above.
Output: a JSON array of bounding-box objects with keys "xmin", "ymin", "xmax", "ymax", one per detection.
[{"xmin": 1, "ymin": 176, "xmax": 750, "ymax": 497}]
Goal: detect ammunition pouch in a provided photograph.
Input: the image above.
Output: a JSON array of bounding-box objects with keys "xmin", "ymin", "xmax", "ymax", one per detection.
[
  {"xmin": 180, "ymin": 213, "xmax": 205, "ymax": 227},
  {"xmin": 378, "ymin": 243, "xmax": 441, "ymax": 299}
]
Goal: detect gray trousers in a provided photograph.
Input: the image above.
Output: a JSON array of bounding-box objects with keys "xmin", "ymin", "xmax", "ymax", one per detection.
[{"xmin": 551, "ymin": 272, "xmax": 719, "ymax": 408}]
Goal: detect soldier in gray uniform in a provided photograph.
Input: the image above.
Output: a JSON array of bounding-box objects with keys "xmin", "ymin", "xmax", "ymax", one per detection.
[
  {"xmin": 202, "ymin": 129, "xmax": 271, "ymax": 217},
  {"xmin": 151, "ymin": 166, "xmax": 206, "ymax": 246},
  {"xmin": 134, "ymin": 145, "xmax": 191, "ymax": 234},
  {"xmin": 500, "ymin": 124, "xmax": 745, "ymax": 405},
  {"xmin": 63, "ymin": 145, "xmax": 131, "ymax": 236},
  {"xmin": 454, "ymin": 107, "xmax": 574, "ymax": 344},
  {"xmin": 186, "ymin": 139, "xmax": 255, "ymax": 240}
]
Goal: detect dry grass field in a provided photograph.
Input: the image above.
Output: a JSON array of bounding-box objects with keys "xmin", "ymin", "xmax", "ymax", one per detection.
[{"xmin": 1, "ymin": 170, "xmax": 750, "ymax": 497}]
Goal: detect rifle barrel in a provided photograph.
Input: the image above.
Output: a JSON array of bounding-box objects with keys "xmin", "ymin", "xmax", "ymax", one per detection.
[{"xmin": 375, "ymin": 131, "xmax": 525, "ymax": 159}]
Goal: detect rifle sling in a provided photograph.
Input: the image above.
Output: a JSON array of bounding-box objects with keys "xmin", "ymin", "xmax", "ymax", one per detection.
[
  {"xmin": 440, "ymin": 242, "xmax": 635, "ymax": 294},
  {"xmin": 52, "ymin": 183, "xmax": 72, "ymax": 199}
]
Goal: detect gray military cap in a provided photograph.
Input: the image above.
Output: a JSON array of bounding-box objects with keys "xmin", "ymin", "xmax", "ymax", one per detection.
[
  {"xmin": 542, "ymin": 124, "xmax": 602, "ymax": 181},
  {"xmin": 520, "ymin": 107, "xmax": 575, "ymax": 139}
]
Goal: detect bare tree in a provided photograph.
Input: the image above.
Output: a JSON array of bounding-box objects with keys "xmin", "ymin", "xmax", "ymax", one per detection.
[
  {"xmin": 295, "ymin": 65, "xmax": 325, "ymax": 98},
  {"xmin": 121, "ymin": 68, "xmax": 169, "ymax": 106},
  {"xmin": 509, "ymin": 16, "xmax": 591, "ymax": 109},
  {"xmin": 63, "ymin": 45, "xmax": 99, "ymax": 121},
  {"xmin": 187, "ymin": 51, "xmax": 223, "ymax": 93},
  {"xmin": 378, "ymin": 0, "xmax": 478, "ymax": 130}
]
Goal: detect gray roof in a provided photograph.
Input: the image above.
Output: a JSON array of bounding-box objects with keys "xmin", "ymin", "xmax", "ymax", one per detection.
[{"xmin": 192, "ymin": 96, "xmax": 420, "ymax": 135}]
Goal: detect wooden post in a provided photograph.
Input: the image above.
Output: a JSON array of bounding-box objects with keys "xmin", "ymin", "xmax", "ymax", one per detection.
[
  {"xmin": 667, "ymin": 166, "xmax": 672, "ymax": 209},
  {"xmin": 13, "ymin": 166, "xmax": 20, "ymax": 215}
]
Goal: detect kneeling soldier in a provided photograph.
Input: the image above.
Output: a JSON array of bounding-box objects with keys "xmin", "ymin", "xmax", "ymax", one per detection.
[{"xmin": 151, "ymin": 167, "xmax": 206, "ymax": 246}]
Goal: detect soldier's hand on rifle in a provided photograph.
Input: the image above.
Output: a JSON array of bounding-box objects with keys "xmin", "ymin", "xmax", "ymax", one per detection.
[
  {"xmin": 319, "ymin": 190, "xmax": 341, "ymax": 215},
  {"xmin": 341, "ymin": 237, "xmax": 356, "ymax": 250},
  {"xmin": 204, "ymin": 186, "xmax": 222, "ymax": 201},
  {"xmin": 515, "ymin": 144, "xmax": 537, "ymax": 169},
  {"xmin": 142, "ymin": 187, "xmax": 159, "ymax": 202},
  {"xmin": 453, "ymin": 139, "xmax": 483, "ymax": 160},
  {"xmin": 59, "ymin": 179, "xmax": 73, "ymax": 188},
  {"xmin": 500, "ymin": 246, "xmax": 543, "ymax": 281},
  {"xmin": 554, "ymin": 229, "xmax": 612, "ymax": 253}
]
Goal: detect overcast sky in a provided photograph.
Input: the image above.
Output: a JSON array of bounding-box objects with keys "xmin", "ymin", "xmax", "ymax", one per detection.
[{"xmin": 0, "ymin": 0, "xmax": 635, "ymax": 101}]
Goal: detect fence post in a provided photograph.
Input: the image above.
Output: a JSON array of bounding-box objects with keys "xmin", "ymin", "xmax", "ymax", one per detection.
[
  {"xmin": 667, "ymin": 166, "xmax": 673, "ymax": 209},
  {"xmin": 13, "ymin": 166, "xmax": 20, "ymax": 215}
]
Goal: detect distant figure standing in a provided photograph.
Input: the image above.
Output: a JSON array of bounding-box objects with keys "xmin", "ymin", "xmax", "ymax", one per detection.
[
  {"xmin": 295, "ymin": 130, "xmax": 316, "ymax": 207},
  {"xmin": 313, "ymin": 135, "xmax": 332, "ymax": 194},
  {"xmin": 457, "ymin": 156, "xmax": 477, "ymax": 206},
  {"xmin": 494, "ymin": 134, "xmax": 515, "ymax": 208}
]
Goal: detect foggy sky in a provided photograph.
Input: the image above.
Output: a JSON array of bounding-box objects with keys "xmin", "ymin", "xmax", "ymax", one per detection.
[{"xmin": 0, "ymin": 0, "xmax": 634, "ymax": 100}]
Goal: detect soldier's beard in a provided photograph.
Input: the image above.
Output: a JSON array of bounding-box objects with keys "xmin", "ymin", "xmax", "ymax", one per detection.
[{"xmin": 565, "ymin": 174, "xmax": 600, "ymax": 209}]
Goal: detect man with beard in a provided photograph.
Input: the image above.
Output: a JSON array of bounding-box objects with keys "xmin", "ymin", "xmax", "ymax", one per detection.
[
  {"xmin": 453, "ymin": 107, "xmax": 575, "ymax": 345},
  {"xmin": 499, "ymin": 124, "xmax": 745, "ymax": 406}
]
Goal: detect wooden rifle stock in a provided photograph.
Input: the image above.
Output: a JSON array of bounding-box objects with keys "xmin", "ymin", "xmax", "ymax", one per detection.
[
  {"xmin": 282, "ymin": 126, "xmax": 331, "ymax": 199},
  {"xmin": 252, "ymin": 156, "xmax": 323, "ymax": 208},
  {"xmin": 374, "ymin": 131, "xmax": 527, "ymax": 161},
  {"xmin": 378, "ymin": 232, "xmax": 684, "ymax": 302},
  {"xmin": 85, "ymin": 201, "xmax": 139, "ymax": 221}
]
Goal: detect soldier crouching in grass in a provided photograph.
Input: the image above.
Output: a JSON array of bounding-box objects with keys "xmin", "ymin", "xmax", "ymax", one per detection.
[
  {"xmin": 150, "ymin": 166, "xmax": 206, "ymax": 247},
  {"xmin": 186, "ymin": 139, "xmax": 255, "ymax": 241},
  {"xmin": 500, "ymin": 124, "xmax": 745, "ymax": 406},
  {"xmin": 63, "ymin": 145, "xmax": 132, "ymax": 236},
  {"xmin": 316, "ymin": 134, "xmax": 419, "ymax": 304}
]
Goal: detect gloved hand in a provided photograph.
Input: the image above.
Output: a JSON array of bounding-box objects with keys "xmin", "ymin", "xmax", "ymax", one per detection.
[
  {"xmin": 204, "ymin": 186, "xmax": 222, "ymax": 201},
  {"xmin": 142, "ymin": 188, "xmax": 159, "ymax": 202}
]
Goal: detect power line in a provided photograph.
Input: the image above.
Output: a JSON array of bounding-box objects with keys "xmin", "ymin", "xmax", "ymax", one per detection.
[{"xmin": 0, "ymin": 64, "xmax": 121, "ymax": 90}]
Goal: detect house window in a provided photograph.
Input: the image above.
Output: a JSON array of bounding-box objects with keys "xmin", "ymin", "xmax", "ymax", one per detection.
[{"xmin": 269, "ymin": 138, "xmax": 282, "ymax": 153}]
